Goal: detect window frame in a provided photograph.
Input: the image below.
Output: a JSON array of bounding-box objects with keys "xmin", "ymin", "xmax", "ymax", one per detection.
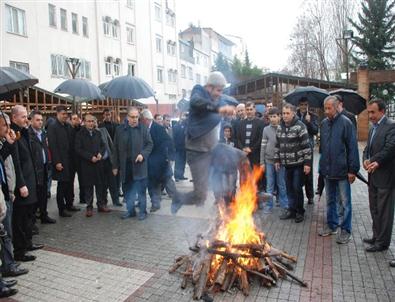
[
  {"xmin": 71, "ymin": 12, "xmax": 78, "ymax": 34},
  {"xmin": 9, "ymin": 61, "xmax": 30, "ymax": 73},
  {"xmin": 155, "ymin": 36, "xmax": 163, "ymax": 53},
  {"xmin": 60, "ymin": 8, "xmax": 67, "ymax": 31},
  {"xmin": 126, "ymin": 25, "xmax": 135, "ymax": 44},
  {"xmin": 48, "ymin": 4, "xmax": 57, "ymax": 28},
  {"xmin": 6, "ymin": 4, "xmax": 27, "ymax": 36},
  {"xmin": 82, "ymin": 16, "xmax": 88, "ymax": 37},
  {"xmin": 157, "ymin": 67, "xmax": 163, "ymax": 83}
]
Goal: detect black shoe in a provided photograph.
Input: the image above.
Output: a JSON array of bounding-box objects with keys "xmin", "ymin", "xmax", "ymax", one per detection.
[
  {"xmin": 14, "ymin": 254, "xmax": 36, "ymax": 262},
  {"xmin": 295, "ymin": 214, "xmax": 304, "ymax": 223},
  {"xmin": 0, "ymin": 287, "xmax": 18, "ymax": 298},
  {"xmin": 180, "ymin": 177, "xmax": 188, "ymax": 180},
  {"xmin": 279, "ymin": 211, "xmax": 296, "ymax": 220},
  {"xmin": 365, "ymin": 245, "xmax": 388, "ymax": 252},
  {"xmin": 27, "ymin": 244, "xmax": 44, "ymax": 251},
  {"xmin": 2, "ymin": 279, "xmax": 17, "ymax": 287},
  {"xmin": 59, "ymin": 211, "xmax": 72, "ymax": 217},
  {"xmin": 2, "ymin": 267, "xmax": 29, "ymax": 277},
  {"xmin": 66, "ymin": 206, "xmax": 80, "ymax": 212},
  {"xmin": 363, "ymin": 237, "xmax": 375, "ymax": 245},
  {"xmin": 41, "ymin": 216, "xmax": 56, "ymax": 224},
  {"xmin": 307, "ymin": 198, "xmax": 314, "ymax": 205},
  {"xmin": 390, "ymin": 260, "xmax": 395, "ymax": 267},
  {"xmin": 113, "ymin": 202, "xmax": 123, "ymax": 207}
]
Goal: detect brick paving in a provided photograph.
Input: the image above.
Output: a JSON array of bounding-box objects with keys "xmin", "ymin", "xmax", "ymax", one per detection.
[{"xmin": 5, "ymin": 149, "xmax": 395, "ymax": 301}]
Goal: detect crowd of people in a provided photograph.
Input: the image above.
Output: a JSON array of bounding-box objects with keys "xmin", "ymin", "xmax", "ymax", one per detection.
[{"xmin": 0, "ymin": 71, "xmax": 393, "ymax": 297}]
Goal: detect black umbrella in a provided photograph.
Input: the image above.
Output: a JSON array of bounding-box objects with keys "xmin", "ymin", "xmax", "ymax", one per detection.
[
  {"xmin": 329, "ymin": 89, "xmax": 367, "ymax": 115},
  {"xmin": 177, "ymin": 98, "xmax": 190, "ymax": 112},
  {"xmin": 54, "ymin": 78, "xmax": 103, "ymax": 101},
  {"xmin": 284, "ymin": 86, "xmax": 329, "ymax": 108},
  {"xmin": 102, "ymin": 75, "xmax": 154, "ymax": 99},
  {"xmin": 220, "ymin": 94, "xmax": 239, "ymax": 106},
  {"xmin": 0, "ymin": 67, "xmax": 38, "ymax": 94}
]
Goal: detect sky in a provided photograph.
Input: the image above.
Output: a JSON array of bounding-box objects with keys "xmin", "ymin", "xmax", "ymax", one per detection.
[{"xmin": 176, "ymin": 0, "xmax": 305, "ymax": 72}]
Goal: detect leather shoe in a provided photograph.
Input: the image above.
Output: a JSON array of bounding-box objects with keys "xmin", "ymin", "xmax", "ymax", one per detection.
[
  {"xmin": 2, "ymin": 279, "xmax": 17, "ymax": 287},
  {"xmin": 59, "ymin": 211, "xmax": 72, "ymax": 217},
  {"xmin": 98, "ymin": 207, "xmax": 111, "ymax": 213},
  {"xmin": 0, "ymin": 287, "xmax": 18, "ymax": 298},
  {"xmin": 27, "ymin": 244, "xmax": 44, "ymax": 251},
  {"xmin": 363, "ymin": 237, "xmax": 375, "ymax": 245},
  {"xmin": 66, "ymin": 206, "xmax": 80, "ymax": 212},
  {"xmin": 390, "ymin": 260, "xmax": 395, "ymax": 267},
  {"xmin": 14, "ymin": 254, "xmax": 36, "ymax": 262},
  {"xmin": 365, "ymin": 244, "xmax": 388, "ymax": 252},
  {"xmin": 2, "ymin": 267, "xmax": 29, "ymax": 277},
  {"xmin": 41, "ymin": 216, "xmax": 56, "ymax": 224}
]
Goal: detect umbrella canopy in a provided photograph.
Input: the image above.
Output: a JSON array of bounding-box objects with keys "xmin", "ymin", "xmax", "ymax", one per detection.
[
  {"xmin": 220, "ymin": 94, "xmax": 239, "ymax": 106},
  {"xmin": 284, "ymin": 86, "xmax": 329, "ymax": 108},
  {"xmin": 329, "ymin": 89, "xmax": 367, "ymax": 115},
  {"xmin": 177, "ymin": 98, "xmax": 190, "ymax": 112},
  {"xmin": 0, "ymin": 67, "xmax": 38, "ymax": 94},
  {"xmin": 102, "ymin": 75, "xmax": 155, "ymax": 99},
  {"xmin": 98, "ymin": 81, "xmax": 109, "ymax": 92},
  {"xmin": 54, "ymin": 78, "xmax": 103, "ymax": 101}
]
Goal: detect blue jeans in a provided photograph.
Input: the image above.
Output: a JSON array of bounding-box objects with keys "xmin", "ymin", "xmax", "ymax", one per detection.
[
  {"xmin": 325, "ymin": 178, "xmax": 352, "ymax": 233},
  {"xmin": 266, "ymin": 163, "xmax": 288, "ymax": 209},
  {"xmin": 123, "ymin": 178, "xmax": 147, "ymax": 217},
  {"xmin": 285, "ymin": 166, "xmax": 304, "ymax": 215}
]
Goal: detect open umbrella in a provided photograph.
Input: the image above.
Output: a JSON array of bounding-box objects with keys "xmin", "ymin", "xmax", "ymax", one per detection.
[
  {"xmin": 284, "ymin": 86, "xmax": 329, "ymax": 108},
  {"xmin": 329, "ymin": 89, "xmax": 367, "ymax": 115},
  {"xmin": 54, "ymin": 78, "xmax": 103, "ymax": 101},
  {"xmin": 0, "ymin": 67, "xmax": 38, "ymax": 94},
  {"xmin": 102, "ymin": 75, "xmax": 155, "ymax": 99}
]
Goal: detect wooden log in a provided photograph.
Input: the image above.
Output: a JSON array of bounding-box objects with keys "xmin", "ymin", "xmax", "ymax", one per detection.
[
  {"xmin": 214, "ymin": 260, "xmax": 227, "ymax": 286},
  {"xmin": 220, "ymin": 264, "xmax": 235, "ymax": 291},
  {"xmin": 192, "ymin": 262, "xmax": 203, "ymax": 284},
  {"xmin": 265, "ymin": 257, "xmax": 280, "ymax": 281},
  {"xmin": 169, "ymin": 256, "xmax": 188, "ymax": 273},
  {"xmin": 272, "ymin": 261, "xmax": 308, "ymax": 287},
  {"xmin": 274, "ymin": 256, "xmax": 294, "ymax": 271},
  {"xmin": 270, "ymin": 247, "xmax": 297, "ymax": 263},
  {"xmin": 240, "ymin": 270, "xmax": 250, "ymax": 296},
  {"xmin": 193, "ymin": 257, "xmax": 211, "ymax": 300},
  {"xmin": 207, "ymin": 248, "xmax": 253, "ymax": 259},
  {"xmin": 181, "ymin": 259, "xmax": 192, "ymax": 289}
]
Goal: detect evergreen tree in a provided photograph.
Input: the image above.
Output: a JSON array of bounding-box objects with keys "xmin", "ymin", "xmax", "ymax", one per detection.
[{"xmin": 212, "ymin": 53, "xmax": 233, "ymax": 82}]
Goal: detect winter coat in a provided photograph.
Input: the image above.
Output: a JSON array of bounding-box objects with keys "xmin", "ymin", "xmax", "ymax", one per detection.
[
  {"xmin": 28, "ymin": 126, "xmax": 49, "ymax": 186},
  {"xmin": 296, "ymin": 110, "xmax": 319, "ymax": 146},
  {"xmin": 173, "ymin": 120, "xmax": 186, "ymax": 151}
]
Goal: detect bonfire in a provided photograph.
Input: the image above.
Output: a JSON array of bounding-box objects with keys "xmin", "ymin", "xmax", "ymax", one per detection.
[{"xmin": 169, "ymin": 167, "xmax": 308, "ymax": 300}]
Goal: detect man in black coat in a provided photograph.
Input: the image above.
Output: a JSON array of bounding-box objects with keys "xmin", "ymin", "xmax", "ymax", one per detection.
[
  {"xmin": 99, "ymin": 109, "xmax": 118, "ymax": 141},
  {"xmin": 336, "ymin": 95, "xmax": 357, "ymax": 129},
  {"xmin": 362, "ymin": 99, "xmax": 395, "ymax": 254},
  {"xmin": 47, "ymin": 106, "xmax": 79, "ymax": 217},
  {"xmin": 70, "ymin": 113, "xmax": 84, "ymax": 205},
  {"xmin": 75, "ymin": 114, "xmax": 108, "ymax": 217},
  {"xmin": 28, "ymin": 111, "xmax": 56, "ymax": 224},
  {"xmin": 10, "ymin": 105, "xmax": 42, "ymax": 262},
  {"xmin": 173, "ymin": 113, "xmax": 188, "ymax": 181}
]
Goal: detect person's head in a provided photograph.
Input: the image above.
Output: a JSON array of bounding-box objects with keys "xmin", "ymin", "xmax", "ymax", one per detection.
[
  {"xmin": 140, "ymin": 109, "xmax": 153, "ymax": 127},
  {"xmin": 56, "ymin": 105, "xmax": 68, "ymax": 124},
  {"xmin": 298, "ymin": 97, "xmax": 309, "ymax": 114},
  {"xmin": 126, "ymin": 107, "xmax": 140, "ymax": 127},
  {"xmin": 0, "ymin": 113, "xmax": 10, "ymax": 138},
  {"xmin": 282, "ymin": 103, "xmax": 296, "ymax": 124},
  {"xmin": 154, "ymin": 113, "xmax": 163, "ymax": 125},
  {"xmin": 268, "ymin": 107, "xmax": 281, "ymax": 126},
  {"xmin": 205, "ymin": 71, "xmax": 226, "ymax": 101},
  {"xmin": 84, "ymin": 114, "xmax": 95, "ymax": 130},
  {"xmin": 236, "ymin": 104, "xmax": 246, "ymax": 119},
  {"xmin": 245, "ymin": 102, "xmax": 256, "ymax": 119},
  {"xmin": 103, "ymin": 109, "xmax": 112, "ymax": 122},
  {"xmin": 223, "ymin": 125, "xmax": 232, "ymax": 139},
  {"xmin": 334, "ymin": 94, "xmax": 345, "ymax": 111},
  {"xmin": 367, "ymin": 98, "xmax": 386, "ymax": 124},
  {"xmin": 163, "ymin": 114, "xmax": 171, "ymax": 128},
  {"xmin": 30, "ymin": 111, "xmax": 43, "ymax": 131},
  {"xmin": 266, "ymin": 101, "xmax": 273, "ymax": 110},
  {"xmin": 11, "ymin": 105, "xmax": 28, "ymax": 128},
  {"xmin": 70, "ymin": 114, "xmax": 81, "ymax": 127},
  {"xmin": 323, "ymin": 96, "xmax": 339, "ymax": 120}
]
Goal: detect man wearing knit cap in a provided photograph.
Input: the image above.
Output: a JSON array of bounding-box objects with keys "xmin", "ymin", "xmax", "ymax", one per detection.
[{"xmin": 171, "ymin": 71, "xmax": 235, "ymax": 213}]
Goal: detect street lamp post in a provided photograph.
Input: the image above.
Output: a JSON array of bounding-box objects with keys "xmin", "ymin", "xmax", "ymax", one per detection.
[
  {"xmin": 336, "ymin": 30, "xmax": 354, "ymax": 86},
  {"xmin": 65, "ymin": 57, "xmax": 81, "ymax": 113}
]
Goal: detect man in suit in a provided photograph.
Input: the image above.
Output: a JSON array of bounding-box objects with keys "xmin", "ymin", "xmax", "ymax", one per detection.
[
  {"xmin": 140, "ymin": 109, "xmax": 175, "ymax": 212},
  {"xmin": 362, "ymin": 99, "xmax": 395, "ymax": 253},
  {"xmin": 173, "ymin": 112, "xmax": 188, "ymax": 181},
  {"xmin": 28, "ymin": 111, "xmax": 56, "ymax": 224},
  {"xmin": 47, "ymin": 106, "xmax": 79, "ymax": 217},
  {"xmin": 70, "ymin": 113, "xmax": 84, "ymax": 204}
]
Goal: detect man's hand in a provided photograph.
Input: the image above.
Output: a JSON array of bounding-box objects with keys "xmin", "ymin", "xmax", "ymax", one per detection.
[
  {"xmin": 55, "ymin": 163, "xmax": 63, "ymax": 171},
  {"xmin": 5, "ymin": 129, "xmax": 16, "ymax": 144},
  {"xmin": 91, "ymin": 156, "xmax": 98, "ymax": 163},
  {"xmin": 363, "ymin": 160, "xmax": 370, "ymax": 170},
  {"xmin": 303, "ymin": 165, "xmax": 311, "ymax": 175},
  {"xmin": 219, "ymin": 105, "xmax": 235, "ymax": 116},
  {"xmin": 367, "ymin": 161, "xmax": 379, "ymax": 173},
  {"xmin": 97, "ymin": 153, "xmax": 102, "ymax": 161},
  {"xmin": 275, "ymin": 163, "xmax": 280, "ymax": 172},
  {"xmin": 135, "ymin": 154, "xmax": 144, "ymax": 163},
  {"xmin": 348, "ymin": 173, "xmax": 356, "ymax": 184},
  {"xmin": 19, "ymin": 186, "xmax": 29, "ymax": 198},
  {"xmin": 112, "ymin": 169, "xmax": 118, "ymax": 176},
  {"xmin": 243, "ymin": 147, "xmax": 251, "ymax": 154},
  {"xmin": 305, "ymin": 111, "xmax": 311, "ymax": 123}
]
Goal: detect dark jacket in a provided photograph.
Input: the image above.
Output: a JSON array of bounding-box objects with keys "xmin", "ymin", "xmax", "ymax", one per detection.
[
  {"xmin": 363, "ymin": 117, "xmax": 395, "ymax": 188},
  {"xmin": 173, "ymin": 120, "xmax": 186, "ymax": 150},
  {"xmin": 0, "ymin": 142, "xmax": 13, "ymax": 203},
  {"xmin": 235, "ymin": 118, "xmax": 264, "ymax": 165},
  {"xmin": 99, "ymin": 121, "xmax": 118, "ymax": 140},
  {"xmin": 148, "ymin": 122, "xmax": 174, "ymax": 181},
  {"xmin": 187, "ymin": 85, "xmax": 221, "ymax": 140},
  {"xmin": 319, "ymin": 114, "xmax": 360, "ymax": 179},
  {"xmin": 10, "ymin": 123, "xmax": 37, "ymax": 206},
  {"xmin": 28, "ymin": 126, "xmax": 49, "ymax": 186},
  {"xmin": 296, "ymin": 110, "xmax": 319, "ymax": 146},
  {"xmin": 97, "ymin": 127, "xmax": 114, "ymax": 164},
  {"xmin": 112, "ymin": 122, "xmax": 153, "ymax": 183},
  {"xmin": 47, "ymin": 119, "xmax": 74, "ymax": 182},
  {"xmin": 274, "ymin": 116, "xmax": 312, "ymax": 167},
  {"xmin": 341, "ymin": 109, "xmax": 357, "ymax": 130},
  {"xmin": 75, "ymin": 127, "xmax": 106, "ymax": 186}
]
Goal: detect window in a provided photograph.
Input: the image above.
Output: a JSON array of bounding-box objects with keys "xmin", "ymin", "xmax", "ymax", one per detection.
[
  {"xmin": 126, "ymin": 26, "xmax": 134, "ymax": 44},
  {"xmin": 50, "ymin": 54, "xmax": 69, "ymax": 77},
  {"xmin": 188, "ymin": 67, "xmax": 193, "ymax": 80},
  {"xmin": 181, "ymin": 64, "xmax": 186, "ymax": 78},
  {"xmin": 126, "ymin": 0, "xmax": 134, "ymax": 8},
  {"xmin": 6, "ymin": 5, "xmax": 27, "ymax": 36},
  {"xmin": 72, "ymin": 13, "xmax": 78, "ymax": 34},
  {"xmin": 48, "ymin": 4, "xmax": 56, "ymax": 27},
  {"xmin": 113, "ymin": 63, "xmax": 120, "ymax": 76},
  {"xmin": 196, "ymin": 73, "xmax": 201, "ymax": 84},
  {"xmin": 167, "ymin": 41, "xmax": 176, "ymax": 56},
  {"xmin": 155, "ymin": 36, "xmax": 162, "ymax": 53},
  {"xmin": 155, "ymin": 4, "xmax": 161, "ymax": 21},
  {"xmin": 166, "ymin": 13, "xmax": 175, "ymax": 27},
  {"xmin": 168, "ymin": 70, "xmax": 177, "ymax": 83},
  {"xmin": 105, "ymin": 60, "xmax": 112, "ymax": 76},
  {"xmin": 82, "ymin": 17, "xmax": 88, "ymax": 37},
  {"xmin": 112, "ymin": 21, "xmax": 119, "ymax": 39},
  {"xmin": 76, "ymin": 60, "xmax": 91, "ymax": 79},
  {"xmin": 9, "ymin": 61, "xmax": 29, "ymax": 73},
  {"xmin": 60, "ymin": 9, "xmax": 67, "ymax": 30},
  {"xmin": 127, "ymin": 62, "xmax": 136, "ymax": 76},
  {"xmin": 103, "ymin": 20, "xmax": 111, "ymax": 36},
  {"xmin": 157, "ymin": 68, "xmax": 163, "ymax": 83}
]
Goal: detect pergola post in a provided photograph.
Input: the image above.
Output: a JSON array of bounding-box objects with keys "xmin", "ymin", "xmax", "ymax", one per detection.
[{"xmin": 357, "ymin": 65, "xmax": 370, "ymax": 141}]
